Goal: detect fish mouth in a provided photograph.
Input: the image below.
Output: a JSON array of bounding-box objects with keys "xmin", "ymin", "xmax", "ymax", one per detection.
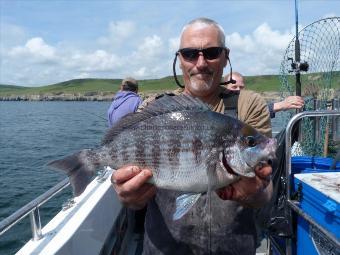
[
  {"xmin": 220, "ymin": 150, "xmax": 256, "ymax": 178},
  {"xmin": 219, "ymin": 150, "xmax": 238, "ymax": 176}
]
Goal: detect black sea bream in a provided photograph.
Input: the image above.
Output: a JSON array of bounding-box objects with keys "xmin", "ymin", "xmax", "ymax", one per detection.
[{"xmin": 48, "ymin": 95, "xmax": 276, "ymax": 219}]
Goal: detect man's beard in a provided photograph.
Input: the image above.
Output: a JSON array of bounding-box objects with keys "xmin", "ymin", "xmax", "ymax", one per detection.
[{"xmin": 189, "ymin": 70, "xmax": 214, "ymax": 93}]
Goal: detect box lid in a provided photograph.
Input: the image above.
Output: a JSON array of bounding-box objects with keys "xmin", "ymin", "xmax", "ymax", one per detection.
[{"xmin": 294, "ymin": 172, "xmax": 340, "ymax": 203}]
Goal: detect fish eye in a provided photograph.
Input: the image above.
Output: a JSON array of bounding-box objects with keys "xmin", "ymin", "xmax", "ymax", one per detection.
[{"xmin": 246, "ymin": 136, "xmax": 256, "ymax": 147}]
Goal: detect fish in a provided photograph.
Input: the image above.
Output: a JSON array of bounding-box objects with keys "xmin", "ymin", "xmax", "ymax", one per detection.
[{"xmin": 48, "ymin": 94, "xmax": 277, "ymax": 219}]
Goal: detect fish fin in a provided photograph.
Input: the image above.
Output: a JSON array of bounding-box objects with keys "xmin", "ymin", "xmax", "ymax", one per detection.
[
  {"xmin": 173, "ymin": 193, "xmax": 201, "ymax": 221},
  {"xmin": 102, "ymin": 94, "xmax": 211, "ymax": 145},
  {"xmin": 47, "ymin": 149, "xmax": 98, "ymax": 196},
  {"xmin": 146, "ymin": 94, "xmax": 211, "ymax": 115}
]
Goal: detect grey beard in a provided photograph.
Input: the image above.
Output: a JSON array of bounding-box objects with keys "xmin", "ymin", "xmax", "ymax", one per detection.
[{"xmin": 189, "ymin": 76, "xmax": 214, "ymax": 92}]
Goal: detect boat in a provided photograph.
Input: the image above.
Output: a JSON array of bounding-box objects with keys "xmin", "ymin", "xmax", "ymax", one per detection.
[{"xmin": 0, "ymin": 167, "xmax": 143, "ymax": 255}]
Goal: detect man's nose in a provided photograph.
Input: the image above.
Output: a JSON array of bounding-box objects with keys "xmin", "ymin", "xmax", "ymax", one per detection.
[{"xmin": 196, "ymin": 53, "xmax": 208, "ymax": 68}]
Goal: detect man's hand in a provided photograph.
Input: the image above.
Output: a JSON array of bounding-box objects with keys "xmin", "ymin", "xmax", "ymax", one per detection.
[
  {"xmin": 274, "ymin": 96, "xmax": 304, "ymax": 112},
  {"xmin": 111, "ymin": 165, "xmax": 156, "ymax": 210},
  {"xmin": 216, "ymin": 164, "xmax": 273, "ymax": 207}
]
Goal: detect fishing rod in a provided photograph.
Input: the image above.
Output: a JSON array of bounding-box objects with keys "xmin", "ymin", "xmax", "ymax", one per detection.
[
  {"xmin": 80, "ymin": 109, "xmax": 107, "ymax": 122},
  {"xmin": 288, "ymin": 0, "xmax": 309, "ymax": 143},
  {"xmin": 288, "ymin": 0, "xmax": 309, "ymax": 98},
  {"xmin": 295, "ymin": 0, "xmax": 301, "ymax": 98}
]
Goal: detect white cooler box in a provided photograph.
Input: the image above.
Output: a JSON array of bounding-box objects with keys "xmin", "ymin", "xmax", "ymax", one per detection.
[{"xmin": 294, "ymin": 172, "xmax": 340, "ymax": 255}]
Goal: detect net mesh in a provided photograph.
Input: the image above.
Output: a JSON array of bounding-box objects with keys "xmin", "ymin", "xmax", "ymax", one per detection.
[{"xmin": 279, "ymin": 17, "xmax": 340, "ymax": 156}]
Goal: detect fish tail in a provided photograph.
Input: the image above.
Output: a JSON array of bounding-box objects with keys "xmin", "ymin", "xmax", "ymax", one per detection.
[{"xmin": 47, "ymin": 149, "xmax": 99, "ymax": 196}]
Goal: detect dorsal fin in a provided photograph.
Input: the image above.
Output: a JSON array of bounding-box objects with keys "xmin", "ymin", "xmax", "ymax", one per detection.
[{"xmin": 102, "ymin": 94, "xmax": 211, "ymax": 145}]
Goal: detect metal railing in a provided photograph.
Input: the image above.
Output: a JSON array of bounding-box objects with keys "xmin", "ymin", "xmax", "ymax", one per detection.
[
  {"xmin": 0, "ymin": 178, "xmax": 70, "ymax": 241},
  {"xmin": 284, "ymin": 110, "xmax": 340, "ymax": 255}
]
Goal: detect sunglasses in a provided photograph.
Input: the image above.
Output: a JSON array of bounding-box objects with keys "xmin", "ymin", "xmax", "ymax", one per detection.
[{"xmin": 178, "ymin": 47, "xmax": 226, "ymax": 61}]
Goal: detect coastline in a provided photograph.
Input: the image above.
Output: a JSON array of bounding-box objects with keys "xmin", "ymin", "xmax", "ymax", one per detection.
[{"xmin": 0, "ymin": 91, "xmax": 283, "ymax": 102}]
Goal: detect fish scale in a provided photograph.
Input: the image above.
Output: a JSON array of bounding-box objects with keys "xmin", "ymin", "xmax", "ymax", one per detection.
[{"xmin": 102, "ymin": 116, "xmax": 217, "ymax": 189}]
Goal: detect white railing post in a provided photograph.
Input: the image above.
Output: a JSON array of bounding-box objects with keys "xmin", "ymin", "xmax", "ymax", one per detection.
[{"xmin": 30, "ymin": 207, "xmax": 42, "ymax": 241}]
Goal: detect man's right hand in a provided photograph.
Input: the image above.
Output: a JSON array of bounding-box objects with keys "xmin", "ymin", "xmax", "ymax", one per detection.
[
  {"xmin": 111, "ymin": 165, "xmax": 156, "ymax": 210},
  {"xmin": 275, "ymin": 95, "xmax": 304, "ymax": 112}
]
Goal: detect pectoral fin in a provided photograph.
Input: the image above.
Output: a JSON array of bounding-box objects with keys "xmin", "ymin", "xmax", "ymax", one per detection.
[{"xmin": 173, "ymin": 193, "xmax": 201, "ymax": 220}]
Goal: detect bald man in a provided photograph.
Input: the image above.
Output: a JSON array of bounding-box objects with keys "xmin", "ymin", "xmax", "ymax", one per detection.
[{"xmin": 224, "ymin": 72, "xmax": 304, "ymax": 118}]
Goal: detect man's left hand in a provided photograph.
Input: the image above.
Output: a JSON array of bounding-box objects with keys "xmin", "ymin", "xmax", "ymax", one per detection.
[{"xmin": 216, "ymin": 163, "xmax": 273, "ymax": 207}]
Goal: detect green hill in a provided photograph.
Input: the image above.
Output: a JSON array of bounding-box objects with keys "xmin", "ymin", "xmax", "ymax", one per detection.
[{"xmin": 0, "ymin": 73, "xmax": 338, "ymax": 97}]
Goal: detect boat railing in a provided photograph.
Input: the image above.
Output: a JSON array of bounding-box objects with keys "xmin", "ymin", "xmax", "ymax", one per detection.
[
  {"xmin": 0, "ymin": 178, "xmax": 70, "ymax": 241},
  {"xmin": 284, "ymin": 110, "xmax": 340, "ymax": 255}
]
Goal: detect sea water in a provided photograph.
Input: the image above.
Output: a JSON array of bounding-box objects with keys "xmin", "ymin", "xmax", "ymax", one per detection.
[{"xmin": 0, "ymin": 101, "xmax": 109, "ymax": 254}]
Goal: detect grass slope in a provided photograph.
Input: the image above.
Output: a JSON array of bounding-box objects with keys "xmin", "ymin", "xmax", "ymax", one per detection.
[{"xmin": 0, "ymin": 72, "xmax": 339, "ymax": 96}]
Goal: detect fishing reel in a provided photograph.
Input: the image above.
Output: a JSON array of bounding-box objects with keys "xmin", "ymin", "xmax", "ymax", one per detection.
[{"xmin": 287, "ymin": 57, "xmax": 309, "ymax": 73}]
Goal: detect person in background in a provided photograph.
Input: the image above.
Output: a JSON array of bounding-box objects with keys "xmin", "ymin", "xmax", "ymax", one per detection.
[
  {"xmin": 111, "ymin": 18, "xmax": 273, "ymax": 254},
  {"xmin": 107, "ymin": 77, "xmax": 142, "ymax": 127},
  {"xmin": 224, "ymin": 72, "xmax": 304, "ymax": 118}
]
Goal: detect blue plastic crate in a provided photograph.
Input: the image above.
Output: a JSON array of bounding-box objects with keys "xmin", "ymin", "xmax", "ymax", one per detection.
[
  {"xmin": 292, "ymin": 156, "xmax": 340, "ymax": 174},
  {"xmin": 292, "ymin": 156, "xmax": 314, "ymax": 172},
  {"xmin": 294, "ymin": 172, "xmax": 340, "ymax": 255},
  {"xmin": 296, "ymin": 217, "xmax": 340, "ymax": 255}
]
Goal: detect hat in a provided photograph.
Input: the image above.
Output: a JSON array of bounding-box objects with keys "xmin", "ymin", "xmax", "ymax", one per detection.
[{"xmin": 121, "ymin": 77, "xmax": 138, "ymax": 91}]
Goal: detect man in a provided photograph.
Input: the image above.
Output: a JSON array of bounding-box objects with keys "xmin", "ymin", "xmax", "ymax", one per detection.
[
  {"xmin": 224, "ymin": 72, "xmax": 305, "ymax": 118},
  {"xmin": 107, "ymin": 77, "xmax": 142, "ymax": 127},
  {"xmin": 111, "ymin": 18, "xmax": 272, "ymax": 254}
]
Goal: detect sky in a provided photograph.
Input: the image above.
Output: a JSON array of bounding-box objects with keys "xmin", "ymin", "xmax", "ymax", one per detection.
[{"xmin": 0, "ymin": 0, "xmax": 339, "ymax": 87}]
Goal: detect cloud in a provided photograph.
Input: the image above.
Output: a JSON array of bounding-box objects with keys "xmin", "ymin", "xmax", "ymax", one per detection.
[
  {"xmin": 125, "ymin": 35, "xmax": 168, "ymax": 78},
  {"xmin": 0, "ymin": 23, "xmax": 27, "ymax": 49},
  {"xmin": 226, "ymin": 23, "xmax": 293, "ymax": 75},
  {"xmin": 136, "ymin": 35, "xmax": 163, "ymax": 59},
  {"xmin": 97, "ymin": 20, "xmax": 136, "ymax": 47},
  {"xmin": 1, "ymin": 21, "xmax": 294, "ymax": 86},
  {"xmin": 65, "ymin": 49, "xmax": 121, "ymax": 72},
  {"xmin": 168, "ymin": 37, "xmax": 180, "ymax": 53},
  {"xmin": 134, "ymin": 67, "xmax": 147, "ymax": 77},
  {"xmin": 73, "ymin": 72, "xmax": 91, "ymax": 79},
  {"xmin": 8, "ymin": 37, "xmax": 57, "ymax": 63}
]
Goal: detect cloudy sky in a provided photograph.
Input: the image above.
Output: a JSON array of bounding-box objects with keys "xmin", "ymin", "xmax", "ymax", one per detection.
[{"xmin": 0, "ymin": 0, "xmax": 339, "ymax": 87}]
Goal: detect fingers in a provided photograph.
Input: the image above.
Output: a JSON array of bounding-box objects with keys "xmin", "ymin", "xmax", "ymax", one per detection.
[
  {"xmin": 216, "ymin": 185, "xmax": 234, "ymax": 200},
  {"xmin": 121, "ymin": 184, "xmax": 156, "ymax": 209},
  {"xmin": 218, "ymin": 164, "xmax": 273, "ymax": 202},
  {"xmin": 111, "ymin": 165, "xmax": 155, "ymax": 209},
  {"xmin": 116, "ymin": 170, "xmax": 153, "ymax": 196},
  {"xmin": 255, "ymin": 164, "xmax": 272, "ymax": 179},
  {"xmin": 286, "ymin": 96, "xmax": 304, "ymax": 109},
  {"xmin": 138, "ymin": 185, "xmax": 157, "ymax": 203},
  {"xmin": 255, "ymin": 164, "xmax": 272, "ymax": 189},
  {"xmin": 111, "ymin": 165, "xmax": 143, "ymax": 184}
]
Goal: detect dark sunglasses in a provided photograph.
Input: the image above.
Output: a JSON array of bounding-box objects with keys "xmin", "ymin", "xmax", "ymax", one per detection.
[{"xmin": 178, "ymin": 47, "xmax": 226, "ymax": 61}]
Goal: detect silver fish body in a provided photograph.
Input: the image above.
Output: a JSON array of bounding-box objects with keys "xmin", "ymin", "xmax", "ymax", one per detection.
[
  {"xmin": 48, "ymin": 95, "xmax": 276, "ymax": 197},
  {"xmin": 100, "ymin": 110, "xmax": 241, "ymax": 193}
]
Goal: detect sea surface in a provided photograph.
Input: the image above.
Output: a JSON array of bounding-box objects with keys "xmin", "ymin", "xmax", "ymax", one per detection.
[{"xmin": 0, "ymin": 101, "xmax": 285, "ymax": 254}]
